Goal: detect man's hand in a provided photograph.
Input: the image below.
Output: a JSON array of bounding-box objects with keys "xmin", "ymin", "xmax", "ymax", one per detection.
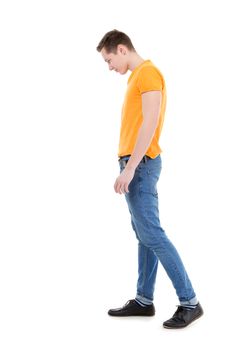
[{"xmin": 114, "ymin": 167, "xmax": 135, "ymax": 194}]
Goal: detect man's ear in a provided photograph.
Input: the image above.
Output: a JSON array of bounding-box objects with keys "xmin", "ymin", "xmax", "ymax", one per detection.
[{"xmin": 118, "ymin": 45, "xmax": 126, "ymax": 55}]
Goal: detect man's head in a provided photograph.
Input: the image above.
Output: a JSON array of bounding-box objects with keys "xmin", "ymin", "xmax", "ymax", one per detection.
[{"xmin": 96, "ymin": 29, "xmax": 136, "ymax": 75}]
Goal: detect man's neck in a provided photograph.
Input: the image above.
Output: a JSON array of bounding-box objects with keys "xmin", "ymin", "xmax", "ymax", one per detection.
[{"xmin": 127, "ymin": 53, "xmax": 146, "ymax": 72}]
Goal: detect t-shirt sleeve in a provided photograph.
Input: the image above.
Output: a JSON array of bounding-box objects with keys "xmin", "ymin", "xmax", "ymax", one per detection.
[{"xmin": 137, "ymin": 66, "xmax": 164, "ymax": 94}]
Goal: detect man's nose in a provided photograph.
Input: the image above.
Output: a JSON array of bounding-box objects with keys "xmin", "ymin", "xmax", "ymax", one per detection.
[{"xmin": 109, "ymin": 65, "xmax": 114, "ymax": 71}]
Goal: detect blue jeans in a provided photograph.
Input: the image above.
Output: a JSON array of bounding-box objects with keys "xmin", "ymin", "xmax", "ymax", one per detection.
[{"xmin": 119, "ymin": 154, "xmax": 196, "ymax": 305}]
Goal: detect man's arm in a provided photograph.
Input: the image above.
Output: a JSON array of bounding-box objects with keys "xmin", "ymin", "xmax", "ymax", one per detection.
[
  {"xmin": 114, "ymin": 90, "xmax": 162, "ymax": 194},
  {"xmin": 125, "ymin": 90, "xmax": 162, "ymax": 171}
]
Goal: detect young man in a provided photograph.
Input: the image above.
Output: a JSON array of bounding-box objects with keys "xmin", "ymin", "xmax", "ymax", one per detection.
[{"xmin": 96, "ymin": 29, "xmax": 203, "ymax": 329}]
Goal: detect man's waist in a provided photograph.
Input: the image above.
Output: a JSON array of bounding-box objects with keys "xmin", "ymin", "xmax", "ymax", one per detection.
[{"xmin": 118, "ymin": 155, "xmax": 151, "ymax": 167}]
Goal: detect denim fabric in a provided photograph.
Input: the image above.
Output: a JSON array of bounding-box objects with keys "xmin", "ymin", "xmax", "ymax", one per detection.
[{"xmin": 119, "ymin": 154, "xmax": 196, "ymax": 304}]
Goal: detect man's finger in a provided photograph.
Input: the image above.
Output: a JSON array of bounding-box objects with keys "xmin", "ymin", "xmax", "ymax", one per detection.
[
  {"xmin": 116, "ymin": 181, "xmax": 122, "ymax": 194},
  {"xmin": 120, "ymin": 186, "xmax": 125, "ymax": 194}
]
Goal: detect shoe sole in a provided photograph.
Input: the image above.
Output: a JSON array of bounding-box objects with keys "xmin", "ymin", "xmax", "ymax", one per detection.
[{"xmin": 108, "ymin": 312, "xmax": 155, "ymax": 317}]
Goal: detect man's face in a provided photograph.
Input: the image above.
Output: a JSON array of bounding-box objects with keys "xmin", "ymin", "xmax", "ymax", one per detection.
[{"xmin": 101, "ymin": 46, "xmax": 128, "ymax": 75}]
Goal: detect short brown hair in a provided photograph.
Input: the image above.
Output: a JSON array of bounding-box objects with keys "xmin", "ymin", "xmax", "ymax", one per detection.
[{"xmin": 96, "ymin": 29, "xmax": 136, "ymax": 54}]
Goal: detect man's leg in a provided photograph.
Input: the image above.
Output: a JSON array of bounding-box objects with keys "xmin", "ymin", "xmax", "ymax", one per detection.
[
  {"xmin": 107, "ymin": 157, "xmax": 158, "ymax": 317},
  {"xmin": 130, "ymin": 217, "xmax": 158, "ymax": 306}
]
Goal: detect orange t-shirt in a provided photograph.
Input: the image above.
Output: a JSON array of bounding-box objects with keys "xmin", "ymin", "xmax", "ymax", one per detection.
[{"xmin": 118, "ymin": 59, "xmax": 167, "ymax": 159}]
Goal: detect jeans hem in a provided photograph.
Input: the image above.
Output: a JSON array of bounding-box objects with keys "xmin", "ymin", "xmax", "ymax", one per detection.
[{"xmin": 136, "ymin": 293, "xmax": 153, "ymax": 305}]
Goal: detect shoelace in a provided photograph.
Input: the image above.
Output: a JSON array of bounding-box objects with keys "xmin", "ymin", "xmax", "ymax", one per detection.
[
  {"xmin": 123, "ymin": 299, "xmax": 134, "ymax": 307},
  {"xmin": 171, "ymin": 305, "xmax": 194, "ymax": 322}
]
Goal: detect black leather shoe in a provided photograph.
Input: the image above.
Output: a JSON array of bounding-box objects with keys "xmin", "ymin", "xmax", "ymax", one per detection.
[
  {"xmin": 163, "ymin": 303, "xmax": 203, "ymax": 329},
  {"xmin": 108, "ymin": 299, "xmax": 155, "ymax": 317}
]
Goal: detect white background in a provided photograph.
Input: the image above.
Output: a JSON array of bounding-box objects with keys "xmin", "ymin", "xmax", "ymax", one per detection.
[{"xmin": 0, "ymin": 0, "xmax": 239, "ymax": 348}]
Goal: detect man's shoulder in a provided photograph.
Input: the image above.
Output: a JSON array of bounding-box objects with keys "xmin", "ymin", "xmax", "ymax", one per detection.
[
  {"xmin": 140, "ymin": 62, "xmax": 163, "ymax": 75},
  {"xmin": 137, "ymin": 63, "xmax": 165, "ymax": 85}
]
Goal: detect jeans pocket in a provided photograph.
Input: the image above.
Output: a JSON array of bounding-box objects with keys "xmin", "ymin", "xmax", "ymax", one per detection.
[
  {"xmin": 119, "ymin": 162, "xmax": 142, "ymax": 174},
  {"xmin": 139, "ymin": 167, "xmax": 159, "ymax": 197}
]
